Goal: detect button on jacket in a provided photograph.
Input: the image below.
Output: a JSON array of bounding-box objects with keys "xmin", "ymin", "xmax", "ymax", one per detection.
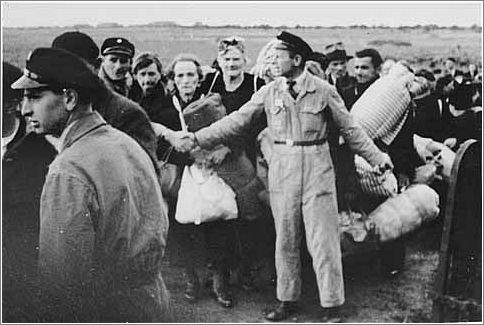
[
  {"xmin": 196, "ymin": 71, "xmax": 387, "ymax": 308},
  {"xmin": 38, "ymin": 111, "xmax": 170, "ymax": 322}
]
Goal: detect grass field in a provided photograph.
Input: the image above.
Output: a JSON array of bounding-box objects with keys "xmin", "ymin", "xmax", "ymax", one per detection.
[{"xmin": 3, "ymin": 26, "xmax": 482, "ymax": 73}]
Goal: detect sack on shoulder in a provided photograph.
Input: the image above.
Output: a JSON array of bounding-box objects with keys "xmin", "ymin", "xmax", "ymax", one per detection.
[{"xmin": 175, "ymin": 164, "xmax": 238, "ymax": 225}]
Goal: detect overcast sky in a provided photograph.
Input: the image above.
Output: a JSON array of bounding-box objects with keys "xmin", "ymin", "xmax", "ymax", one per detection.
[{"xmin": 2, "ymin": 1, "xmax": 482, "ymax": 28}]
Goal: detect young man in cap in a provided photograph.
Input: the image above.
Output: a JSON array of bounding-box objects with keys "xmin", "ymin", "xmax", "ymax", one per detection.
[
  {"xmin": 99, "ymin": 37, "xmax": 135, "ymax": 96},
  {"xmin": 12, "ymin": 47, "xmax": 170, "ymax": 322},
  {"xmin": 51, "ymin": 31, "xmax": 158, "ymax": 171},
  {"xmin": 323, "ymin": 42, "xmax": 355, "ymax": 95},
  {"xmin": 2, "ymin": 62, "xmax": 57, "ymax": 322},
  {"xmin": 172, "ymin": 31, "xmax": 393, "ymax": 322}
]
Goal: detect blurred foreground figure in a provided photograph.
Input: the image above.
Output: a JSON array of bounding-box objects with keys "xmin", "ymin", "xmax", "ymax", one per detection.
[
  {"xmin": 12, "ymin": 47, "xmax": 171, "ymax": 322},
  {"xmin": 2, "ymin": 62, "xmax": 57, "ymax": 322}
]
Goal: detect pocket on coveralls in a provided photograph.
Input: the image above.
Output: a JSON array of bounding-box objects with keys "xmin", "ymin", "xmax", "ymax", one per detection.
[{"xmin": 300, "ymin": 104, "xmax": 324, "ymax": 134}]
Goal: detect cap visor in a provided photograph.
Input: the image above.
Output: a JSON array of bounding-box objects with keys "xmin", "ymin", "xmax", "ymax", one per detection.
[
  {"xmin": 11, "ymin": 75, "xmax": 48, "ymax": 89},
  {"xmin": 103, "ymin": 49, "xmax": 132, "ymax": 57}
]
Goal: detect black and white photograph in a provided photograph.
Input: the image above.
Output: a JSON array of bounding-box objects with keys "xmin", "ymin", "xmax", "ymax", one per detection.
[{"xmin": 1, "ymin": 1, "xmax": 482, "ymax": 323}]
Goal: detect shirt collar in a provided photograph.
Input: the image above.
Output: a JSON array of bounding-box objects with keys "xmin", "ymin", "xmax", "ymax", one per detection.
[{"xmin": 59, "ymin": 111, "xmax": 108, "ymax": 152}]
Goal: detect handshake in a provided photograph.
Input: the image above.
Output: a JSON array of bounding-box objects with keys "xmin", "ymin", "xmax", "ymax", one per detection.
[{"xmin": 165, "ymin": 130, "xmax": 197, "ymax": 153}]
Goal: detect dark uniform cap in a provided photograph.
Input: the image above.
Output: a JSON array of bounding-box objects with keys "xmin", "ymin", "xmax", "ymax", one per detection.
[
  {"xmin": 308, "ymin": 51, "xmax": 328, "ymax": 70},
  {"xmin": 3, "ymin": 61, "xmax": 23, "ymax": 104},
  {"xmin": 101, "ymin": 37, "xmax": 135, "ymax": 58},
  {"xmin": 52, "ymin": 31, "xmax": 100, "ymax": 66},
  {"xmin": 275, "ymin": 31, "xmax": 313, "ymax": 59},
  {"xmin": 11, "ymin": 47, "xmax": 100, "ymax": 90}
]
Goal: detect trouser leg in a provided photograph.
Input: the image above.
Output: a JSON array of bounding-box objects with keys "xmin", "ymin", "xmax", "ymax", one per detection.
[
  {"xmin": 302, "ymin": 145, "xmax": 344, "ymax": 307},
  {"xmin": 269, "ymin": 152, "xmax": 303, "ymax": 302}
]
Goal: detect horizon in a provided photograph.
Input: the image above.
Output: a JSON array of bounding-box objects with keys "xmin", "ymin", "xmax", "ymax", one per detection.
[{"xmin": 2, "ymin": 1, "xmax": 482, "ymax": 29}]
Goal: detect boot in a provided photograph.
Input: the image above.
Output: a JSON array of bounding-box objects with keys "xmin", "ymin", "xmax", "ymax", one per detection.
[
  {"xmin": 210, "ymin": 270, "xmax": 233, "ymax": 308},
  {"xmin": 320, "ymin": 306, "xmax": 342, "ymax": 323},
  {"xmin": 183, "ymin": 269, "xmax": 199, "ymax": 303},
  {"xmin": 264, "ymin": 301, "xmax": 298, "ymax": 321}
]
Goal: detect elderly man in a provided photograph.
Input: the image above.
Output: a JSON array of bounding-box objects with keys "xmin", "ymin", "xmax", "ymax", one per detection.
[
  {"xmin": 173, "ymin": 31, "xmax": 393, "ymax": 322},
  {"xmin": 99, "ymin": 37, "xmax": 135, "ymax": 96},
  {"xmin": 12, "ymin": 47, "xmax": 170, "ymax": 322}
]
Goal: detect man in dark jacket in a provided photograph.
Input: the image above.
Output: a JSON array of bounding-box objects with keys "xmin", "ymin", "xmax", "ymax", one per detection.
[
  {"xmin": 98, "ymin": 37, "xmax": 135, "ymax": 97},
  {"xmin": 2, "ymin": 62, "xmax": 57, "ymax": 322},
  {"xmin": 323, "ymin": 42, "xmax": 355, "ymax": 96},
  {"xmin": 51, "ymin": 32, "xmax": 158, "ymax": 172},
  {"xmin": 341, "ymin": 48, "xmax": 383, "ymax": 110}
]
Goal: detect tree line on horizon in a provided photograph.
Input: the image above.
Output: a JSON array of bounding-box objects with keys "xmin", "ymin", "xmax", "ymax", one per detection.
[{"xmin": 5, "ymin": 21, "xmax": 482, "ymax": 31}]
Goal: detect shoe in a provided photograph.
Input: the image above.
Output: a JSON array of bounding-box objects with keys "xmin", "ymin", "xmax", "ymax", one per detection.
[
  {"xmin": 183, "ymin": 270, "xmax": 200, "ymax": 303},
  {"xmin": 211, "ymin": 271, "xmax": 233, "ymax": 308},
  {"xmin": 264, "ymin": 301, "xmax": 298, "ymax": 322},
  {"xmin": 320, "ymin": 306, "xmax": 342, "ymax": 323}
]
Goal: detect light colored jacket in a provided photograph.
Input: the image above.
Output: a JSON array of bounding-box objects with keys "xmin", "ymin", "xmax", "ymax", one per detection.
[{"xmin": 38, "ymin": 111, "xmax": 170, "ymax": 322}]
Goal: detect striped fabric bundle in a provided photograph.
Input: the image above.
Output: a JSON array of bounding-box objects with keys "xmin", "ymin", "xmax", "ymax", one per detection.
[
  {"xmin": 354, "ymin": 154, "xmax": 398, "ymax": 198},
  {"xmin": 351, "ymin": 62, "xmax": 414, "ymax": 146}
]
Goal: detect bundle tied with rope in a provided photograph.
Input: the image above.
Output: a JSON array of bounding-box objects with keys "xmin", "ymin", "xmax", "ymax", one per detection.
[{"xmin": 350, "ymin": 62, "xmax": 428, "ymax": 197}]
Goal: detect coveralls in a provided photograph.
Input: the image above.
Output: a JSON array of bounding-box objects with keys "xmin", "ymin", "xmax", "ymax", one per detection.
[{"xmin": 195, "ymin": 71, "xmax": 387, "ymax": 307}]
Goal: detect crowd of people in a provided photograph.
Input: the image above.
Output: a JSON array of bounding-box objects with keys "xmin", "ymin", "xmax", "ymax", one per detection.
[{"xmin": 2, "ymin": 29, "xmax": 482, "ymax": 323}]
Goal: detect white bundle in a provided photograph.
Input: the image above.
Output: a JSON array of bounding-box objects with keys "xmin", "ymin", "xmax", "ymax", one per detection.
[
  {"xmin": 351, "ymin": 62, "xmax": 414, "ymax": 146},
  {"xmin": 368, "ymin": 184, "xmax": 440, "ymax": 242}
]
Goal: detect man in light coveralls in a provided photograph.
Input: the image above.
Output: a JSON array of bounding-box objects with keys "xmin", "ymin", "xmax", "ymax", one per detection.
[{"xmin": 173, "ymin": 31, "xmax": 393, "ymax": 322}]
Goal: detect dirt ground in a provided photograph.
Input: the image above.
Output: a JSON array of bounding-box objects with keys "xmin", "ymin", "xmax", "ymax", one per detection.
[{"xmin": 161, "ymin": 219, "xmax": 442, "ymax": 323}]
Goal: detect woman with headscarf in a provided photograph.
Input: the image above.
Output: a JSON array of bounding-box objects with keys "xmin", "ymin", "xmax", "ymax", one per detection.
[{"xmin": 151, "ymin": 54, "xmax": 237, "ymax": 308}]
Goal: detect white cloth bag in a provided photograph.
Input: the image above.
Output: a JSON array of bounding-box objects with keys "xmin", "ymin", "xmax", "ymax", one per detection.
[{"xmin": 175, "ymin": 164, "xmax": 238, "ymax": 225}]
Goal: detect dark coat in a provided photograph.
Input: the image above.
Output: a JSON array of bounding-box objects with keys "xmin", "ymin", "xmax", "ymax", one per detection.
[
  {"xmin": 2, "ymin": 119, "xmax": 57, "ymax": 322},
  {"xmin": 340, "ymin": 78, "xmax": 378, "ymax": 111},
  {"xmin": 413, "ymin": 93, "xmax": 452, "ymax": 142},
  {"xmin": 93, "ymin": 86, "xmax": 159, "ymax": 173}
]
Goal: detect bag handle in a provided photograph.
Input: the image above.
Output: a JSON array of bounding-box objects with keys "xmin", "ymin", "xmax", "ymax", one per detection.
[
  {"xmin": 253, "ymin": 74, "xmax": 258, "ymax": 94},
  {"xmin": 206, "ymin": 70, "xmax": 220, "ymax": 96},
  {"xmin": 172, "ymin": 96, "xmax": 188, "ymax": 132},
  {"xmin": 161, "ymin": 95, "xmax": 189, "ymax": 168}
]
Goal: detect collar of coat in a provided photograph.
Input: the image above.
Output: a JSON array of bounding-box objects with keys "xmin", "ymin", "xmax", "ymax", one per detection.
[
  {"xmin": 275, "ymin": 70, "xmax": 317, "ymax": 96},
  {"xmin": 59, "ymin": 111, "xmax": 107, "ymax": 152}
]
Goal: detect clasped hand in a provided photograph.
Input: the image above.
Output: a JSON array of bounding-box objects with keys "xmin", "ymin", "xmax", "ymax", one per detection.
[{"xmin": 166, "ymin": 131, "xmax": 196, "ymax": 153}]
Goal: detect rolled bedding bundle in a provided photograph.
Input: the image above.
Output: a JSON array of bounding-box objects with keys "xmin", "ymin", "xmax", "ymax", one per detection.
[
  {"xmin": 367, "ymin": 184, "xmax": 440, "ymax": 242},
  {"xmin": 351, "ymin": 62, "xmax": 415, "ymax": 146}
]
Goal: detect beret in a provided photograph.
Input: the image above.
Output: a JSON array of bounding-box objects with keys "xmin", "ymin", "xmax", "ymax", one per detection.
[
  {"xmin": 275, "ymin": 31, "xmax": 313, "ymax": 59},
  {"xmin": 11, "ymin": 47, "xmax": 100, "ymax": 90},
  {"xmin": 101, "ymin": 37, "xmax": 135, "ymax": 58},
  {"xmin": 52, "ymin": 31, "xmax": 100, "ymax": 66}
]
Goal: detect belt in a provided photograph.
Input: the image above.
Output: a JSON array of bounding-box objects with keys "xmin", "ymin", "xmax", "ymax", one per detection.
[{"xmin": 274, "ymin": 138, "xmax": 327, "ymax": 146}]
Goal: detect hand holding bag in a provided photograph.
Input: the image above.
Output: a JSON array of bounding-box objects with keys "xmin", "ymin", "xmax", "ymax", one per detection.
[{"xmin": 175, "ymin": 164, "xmax": 238, "ymax": 225}]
